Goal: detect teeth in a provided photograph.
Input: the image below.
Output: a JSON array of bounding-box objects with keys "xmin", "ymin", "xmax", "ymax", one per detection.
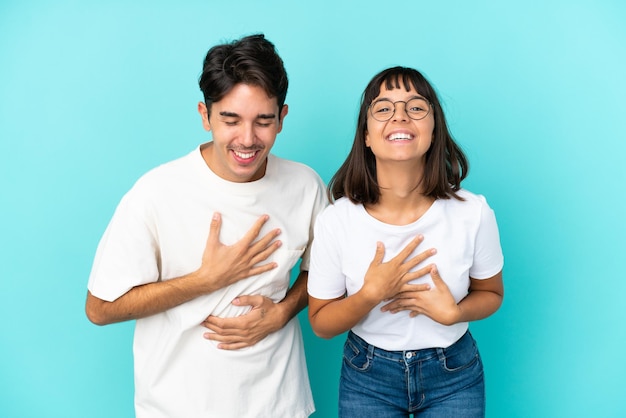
[
  {"xmin": 387, "ymin": 133, "xmax": 412, "ymax": 141},
  {"xmin": 234, "ymin": 151, "xmax": 255, "ymax": 159}
]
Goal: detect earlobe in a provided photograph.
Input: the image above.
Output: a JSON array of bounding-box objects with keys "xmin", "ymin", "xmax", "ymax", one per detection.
[
  {"xmin": 276, "ymin": 104, "xmax": 289, "ymax": 133},
  {"xmin": 197, "ymin": 102, "xmax": 211, "ymax": 132}
]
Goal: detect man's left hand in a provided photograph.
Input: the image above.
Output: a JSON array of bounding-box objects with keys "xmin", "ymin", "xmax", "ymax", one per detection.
[{"xmin": 202, "ymin": 295, "xmax": 286, "ymax": 350}]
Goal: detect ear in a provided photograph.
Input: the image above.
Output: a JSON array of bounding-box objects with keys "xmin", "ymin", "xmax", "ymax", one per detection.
[
  {"xmin": 276, "ymin": 104, "xmax": 289, "ymax": 133},
  {"xmin": 198, "ymin": 102, "xmax": 211, "ymax": 132},
  {"xmin": 365, "ymin": 130, "xmax": 371, "ymax": 147}
]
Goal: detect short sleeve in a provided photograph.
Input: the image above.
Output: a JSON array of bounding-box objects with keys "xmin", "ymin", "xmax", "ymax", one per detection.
[
  {"xmin": 299, "ymin": 174, "xmax": 329, "ymax": 272},
  {"xmin": 469, "ymin": 197, "xmax": 504, "ymax": 279},
  {"xmin": 307, "ymin": 207, "xmax": 347, "ymax": 299},
  {"xmin": 87, "ymin": 186, "xmax": 160, "ymax": 302}
]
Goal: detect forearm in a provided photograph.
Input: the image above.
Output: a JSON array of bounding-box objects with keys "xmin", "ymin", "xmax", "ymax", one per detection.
[
  {"xmin": 86, "ymin": 273, "xmax": 209, "ymax": 325},
  {"xmin": 456, "ymin": 290, "xmax": 503, "ymax": 323},
  {"xmin": 455, "ymin": 273, "xmax": 504, "ymax": 324},
  {"xmin": 308, "ymin": 290, "xmax": 379, "ymax": 339},
  {"xmin": 275, "ymin": 271, "xmax": 310, "ymax": 326}
]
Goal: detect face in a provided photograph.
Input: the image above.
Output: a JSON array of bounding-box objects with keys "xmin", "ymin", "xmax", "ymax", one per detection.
[
  {"xmin": 365, "ymin": 83, "xmax": 434, "ymax": 165},
  {"xmin": 198, "ymin": 83, "xmax": 288, "ymax": 182}
]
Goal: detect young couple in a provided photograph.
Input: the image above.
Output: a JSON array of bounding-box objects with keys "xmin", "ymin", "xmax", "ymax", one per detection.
[{"xmin": 87, "ymin": 33, "xmax": 503, "ymax": 418}]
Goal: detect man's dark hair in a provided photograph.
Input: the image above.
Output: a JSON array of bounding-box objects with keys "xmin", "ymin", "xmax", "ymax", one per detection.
[{"xmin": 198, "ymin": 34, "xmax": 288, "ymax": 119}]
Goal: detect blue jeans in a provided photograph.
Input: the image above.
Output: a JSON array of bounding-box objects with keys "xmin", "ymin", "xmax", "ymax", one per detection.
[{"xmin": 339, "ymin": 330, "xmax": 485, "ymax": 418}]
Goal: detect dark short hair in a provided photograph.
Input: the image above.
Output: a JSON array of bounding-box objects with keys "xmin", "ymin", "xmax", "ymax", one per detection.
[
  {"xmin": 198, "ymin": 34, "xmax": 288, "ymax": 118},
  {"xmin": 329, "ymin": 66, "xmax": 468, "ymax": 204}
]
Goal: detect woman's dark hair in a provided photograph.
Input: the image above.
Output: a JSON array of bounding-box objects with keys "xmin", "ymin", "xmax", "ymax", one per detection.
[
  {"xmin": 198, "ymin": 34, "xmax": 288, "ymax": 119},
  {"xmin": 328, "ymin": 66, "xmax": 468, "ymax": 204}
]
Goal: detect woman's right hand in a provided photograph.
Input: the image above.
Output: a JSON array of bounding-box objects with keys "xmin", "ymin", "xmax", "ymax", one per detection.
[{"xmin": 359, "ymin": 235, "xmax": 436, "ymax": 305}]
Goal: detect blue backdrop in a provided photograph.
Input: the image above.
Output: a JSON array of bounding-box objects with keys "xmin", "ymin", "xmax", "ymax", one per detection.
[{"xmin": 1, "ymin": 1, "xmax": 625, "ymax": 417}]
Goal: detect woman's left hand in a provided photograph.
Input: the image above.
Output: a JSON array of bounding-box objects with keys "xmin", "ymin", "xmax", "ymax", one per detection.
[{"xmin": 380, "ymin": 265, "xmax": 462, "ymax": 326}]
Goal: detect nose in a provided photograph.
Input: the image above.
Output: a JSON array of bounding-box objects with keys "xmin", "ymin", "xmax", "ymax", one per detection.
[
  {"xmin": 392, "ymin": 101, "xmax": 409, "ymax": 122},
  {"xmin": 240, "ymin": 124, "xmax": 256, "ymax": 146}
]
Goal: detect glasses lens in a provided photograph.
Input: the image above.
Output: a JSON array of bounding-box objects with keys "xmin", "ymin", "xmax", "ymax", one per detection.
[
  {"xmin": 370, "ymin": 100, "xmax": 395, "ymax": 121},
  {"xmin": 405, "ymin": 98, "xmax": 430, "ymax": 120}
]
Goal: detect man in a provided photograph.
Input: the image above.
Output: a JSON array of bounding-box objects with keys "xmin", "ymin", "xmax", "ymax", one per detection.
[{"xmin": 86, "ymin": 34, "xmax": 326, "ymax": 418}]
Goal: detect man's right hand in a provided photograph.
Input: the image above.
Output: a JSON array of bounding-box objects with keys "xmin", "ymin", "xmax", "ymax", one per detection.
[{"xmin": 193, "ymin": 212, "xmax": 281, "ymax": 293}]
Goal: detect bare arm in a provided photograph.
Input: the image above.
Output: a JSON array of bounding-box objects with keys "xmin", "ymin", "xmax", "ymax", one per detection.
[
  {"xmin": 457, "ymin": 271, "xmax": 504, "ymax": 322},
  {"xmin": 85, "ymin": 212, "xmax": 281, "ymax": 325},
  {"xmin": 202, "ymin": 269, "xmax": 310, "ymax": 349},
  {"xmin": 308, "ymin": 237, "xmax": 434, "ymax": 339}
]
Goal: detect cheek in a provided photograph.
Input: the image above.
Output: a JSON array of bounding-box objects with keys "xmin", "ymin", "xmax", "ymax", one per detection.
[{"xmin": 257, "ymin": 129, "xmax": 278, "ymax": 147}]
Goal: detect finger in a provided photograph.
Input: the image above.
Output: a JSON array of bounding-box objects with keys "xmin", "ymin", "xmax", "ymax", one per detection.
[
  {"xmin": 380, "ymin": 300, "xmax": 396, "ymax": 312},
  {"xmin": 430, "ymin": 265, "xmax": 445, "ymax": 286},
  {"xmin": 381, "ymin": 300, "xmax": 411, "ymax": 314},
  {"xmin": 240, "ymin": 215, "xmax": 271, "ymax": 246},
  {"xmin": 249, "ymin": 239, "xmax": 282, "ymax": 265},
  {"xmin": 405, "ymin": 248, "xmax": 437, "ymax": 270},
  {"xmin": 232, "ymin": 295, "xmax": 262, "ymax": 308},
  {"xmin": 393, "ymin": 235, "xmax": 424, "ymax": 263},
  {"xmin": 203, "ymin": 316, "xmax": 248, "ymax": 333},
  {"xmin": 215, "ymin": 341, "xmax": 255, "ymax": 350},
  {"xmin": 403, "ymin": 264, "xmax": 435, "ymax": 283},
  {"xmin": 371, "ymin": 242, "xmax": 385, "ymax": 265},
  {"xmin": 203, "ymin": 332, "xmax": 249, "ymax": 347},
  {"xmin": 249, "ymin": 228, "xmax": 282, "ymax": 255},
  {"xmin": 202, "ymin": 317, "xmax": 225, "ymax": 332},
  {"xmin": 246, "ymin": 261, "xmax": 278, "ymax": 277},
  {"xmin": 207, "ymin": 212, "xmax": 222, "ymax": 246},
  {"xmin": 400, "ymin": 283, "xmax": 431, "ymax": 293}
]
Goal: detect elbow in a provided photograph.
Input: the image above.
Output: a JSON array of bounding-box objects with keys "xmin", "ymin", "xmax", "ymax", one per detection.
[
  {"xmin": 85, "ymin": 293, "xmax": 113, "ymax": 326},
  {"xmin": 312, "ymin": 330, "xmax": 334, "ymax": 340},
  {"xmin": 85, "ymin": 305, "xmax": 108, "ymax": 326},
  {"xmin": 314, "ymin": 331, "xmax": 337, "ymax": 340},
  {"xmin": 309, "ymin": 322, "xmax": 338, "ymax": 340}
]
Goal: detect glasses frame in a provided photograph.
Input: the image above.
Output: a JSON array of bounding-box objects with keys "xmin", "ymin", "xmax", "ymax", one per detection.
[{"xmin": 368, "ymin": 98, "xmax": 432, "ymax": 122}]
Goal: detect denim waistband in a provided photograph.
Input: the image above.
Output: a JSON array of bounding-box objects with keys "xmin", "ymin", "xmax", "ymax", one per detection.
[{"xmin": 347, "ymin": 330, "xmax": 472, "ymax": 363}]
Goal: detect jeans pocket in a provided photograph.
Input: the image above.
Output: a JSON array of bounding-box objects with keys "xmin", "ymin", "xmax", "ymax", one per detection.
[
  {"xmin": 343, "ymin": 337, "xmax": 372, "ymax": 372},
  {"xmin": 441, "ymin": 334, "xmax": 480, "ymax": 372}
]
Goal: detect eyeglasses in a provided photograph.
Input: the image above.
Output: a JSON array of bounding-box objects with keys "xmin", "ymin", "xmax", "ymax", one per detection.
[{"xmin": 369, "ymin": 98, "xmax": 431, "ymax": 122}]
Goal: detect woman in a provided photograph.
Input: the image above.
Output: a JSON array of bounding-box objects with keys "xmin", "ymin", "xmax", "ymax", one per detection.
[{"xmin": 308, "ymin": 66, "xmax": 504, "ymax": 417}]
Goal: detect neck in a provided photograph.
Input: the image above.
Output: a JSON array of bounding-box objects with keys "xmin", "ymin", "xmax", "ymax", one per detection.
[{"xmin": 365, "ymin": 161, "xmax": 434, "ymax": 225}]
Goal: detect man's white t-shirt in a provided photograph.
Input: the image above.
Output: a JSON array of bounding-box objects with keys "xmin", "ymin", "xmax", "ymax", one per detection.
[
  {"xmin": 308, "ymin": 190, "xmax": 503, "ymax": 351},
  {"xmin": 89, "ymin": 146, "xmax": 327, "ymax": 418}
]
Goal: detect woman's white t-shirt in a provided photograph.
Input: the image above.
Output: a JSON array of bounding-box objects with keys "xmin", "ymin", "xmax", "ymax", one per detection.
[{"xmin": 308, "ymin": 190, "xmax": 503, "ymax": 351}]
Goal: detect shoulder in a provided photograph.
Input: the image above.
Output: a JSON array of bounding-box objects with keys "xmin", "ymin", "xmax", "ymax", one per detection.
[
  {"xmin": 458, "ymin": 188, "xmax": 486, "ymax": 202},
  {"xmin": 269, "ymin": 154, "xmax": 323, "ymax": 181},
  {"xmin": 127, "ymin": 150, "xmax": 196, "ymax": 198},
  {"xmin": 446, "ymin": 189, "xmax": 492, "ymax": 209},
  {"xmin": 318, "ymin": 197, "xmax": 358, "ymax": 221},
  {"xmin": 435, "ymin": 189, "xmax": 497, "ymax": 224},
  {"xmin": 268, "ymin": 155, "xmax": 327, "ymax": 198}
]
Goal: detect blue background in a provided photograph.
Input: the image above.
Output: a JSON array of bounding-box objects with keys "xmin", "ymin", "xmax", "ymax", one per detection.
[{"xmin": 1, "ymin": 1, "xmax": 625, "ymax": 417}]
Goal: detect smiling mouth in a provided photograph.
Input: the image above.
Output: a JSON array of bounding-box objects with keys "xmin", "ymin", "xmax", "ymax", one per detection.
[
  {"xmin": 386, "ymin": 133, "xmax": 413, "ymax": 141},
  {"xmin": 233, "ymin": 150, "xmax": 257, "ymax": 159}
]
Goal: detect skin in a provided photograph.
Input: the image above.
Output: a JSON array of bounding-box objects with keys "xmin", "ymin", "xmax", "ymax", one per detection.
[
  {"xmin": 309, "ymin": 84, "xmax": 503, "ymax": 339},
  {"xmin": 87, "ymin": 83, "xmax": 308, "ymax": 350}
]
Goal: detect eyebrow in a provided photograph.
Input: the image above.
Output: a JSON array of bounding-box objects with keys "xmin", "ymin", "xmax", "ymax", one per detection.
[
  {"xmin": 219, "ymin": 111, "xmax": 277, "ymax": 119},
  {"xmin": 375, "ymin": 94, "xmax": 426, "ymax": 102}
]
